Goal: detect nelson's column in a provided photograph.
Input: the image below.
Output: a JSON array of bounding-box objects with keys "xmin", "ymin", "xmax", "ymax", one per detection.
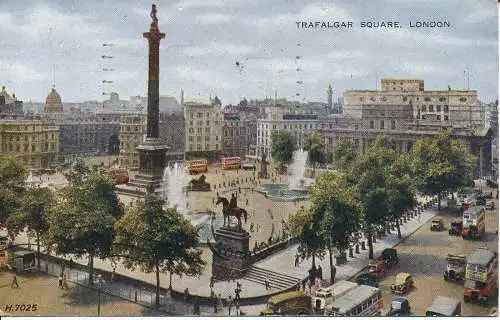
[{"xmin": 132, "ymin": 4, "xmax": 168, "ymax": 193}]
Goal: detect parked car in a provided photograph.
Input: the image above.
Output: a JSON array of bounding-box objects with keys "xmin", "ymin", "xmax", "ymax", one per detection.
[
  {"xmin": 368, "ymin": 259, "xmax": 386, "ymax": 279},
  {"xmin": 386, "ymin": 297, "xmax": 411, "ymax": 316},
  {"xmin": 260, "ymin": 291, "xmax": 312, "ymax": 316},
  {"xmin": 391, "ymin": 273, "xmax": 414, "ymax": 294},
  {"xmin": 356, "ymin": 273, "xmax": 379, "ymax": 288},
  {"xmin": 430, "ymin": 217, "xmax": 444, "ymax": 231},
  {"xmin": 381, "ymin": 248, "xmax": 399, "ymax": 267},
  {"xmin": 448, "ymin": 220, "xmax": 463, "ymax": 236}
]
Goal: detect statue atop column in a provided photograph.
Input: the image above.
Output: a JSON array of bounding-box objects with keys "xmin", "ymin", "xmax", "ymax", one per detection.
[{"xmin": 150, "ymin": 4, "xmax": 159, "ymax": 30}]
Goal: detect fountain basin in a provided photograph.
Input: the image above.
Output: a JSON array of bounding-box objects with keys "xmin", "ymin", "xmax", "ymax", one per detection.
[{"xmin": 259, "ymin": 184, "xmax": 309, "ymax": 202}]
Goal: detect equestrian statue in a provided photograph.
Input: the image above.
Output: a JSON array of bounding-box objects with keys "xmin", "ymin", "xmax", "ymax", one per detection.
[{"xmin": 215, "ymin": 193, "xmax": 248, "ymax": 229}]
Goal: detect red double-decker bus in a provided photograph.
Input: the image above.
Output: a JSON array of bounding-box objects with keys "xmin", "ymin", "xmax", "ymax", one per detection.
[{"xmin": 221, "ymin": 157, "xmax": 241, "ymax": 170}]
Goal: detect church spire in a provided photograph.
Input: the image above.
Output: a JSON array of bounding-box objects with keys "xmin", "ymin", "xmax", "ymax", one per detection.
[{"xmin": 327, "ymin": 83, "xmax": 333, "ymax": 109}]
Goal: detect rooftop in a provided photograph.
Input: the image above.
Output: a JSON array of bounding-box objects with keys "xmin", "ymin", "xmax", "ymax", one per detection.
[{"xmin": 467, "ymin": 248, "xmax": 496, "ymax": 265}]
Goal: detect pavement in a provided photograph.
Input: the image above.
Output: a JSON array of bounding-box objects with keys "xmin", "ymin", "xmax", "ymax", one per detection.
[{"xmin": 4, "ymin": 196, "xmax": 441, "ymax": 316}]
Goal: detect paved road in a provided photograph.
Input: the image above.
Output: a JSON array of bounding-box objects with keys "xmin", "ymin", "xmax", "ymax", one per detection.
[{"xmin": 378, "ymin": 189, "xmax": 498, "ymax": 316}]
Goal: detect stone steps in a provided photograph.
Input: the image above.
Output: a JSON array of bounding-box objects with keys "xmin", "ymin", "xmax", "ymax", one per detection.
[{"xmin": 243, "ymin": 265, "xmax": 301, "ymax": 290}]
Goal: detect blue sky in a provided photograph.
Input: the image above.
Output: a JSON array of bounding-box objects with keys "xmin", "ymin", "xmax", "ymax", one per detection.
[{"xmin": 0, "ymin": 0, "xmax": 497, "ymax": 104}]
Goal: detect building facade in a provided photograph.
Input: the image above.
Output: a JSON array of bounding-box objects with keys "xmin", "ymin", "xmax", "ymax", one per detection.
[
  {"xmin": 222, "ymin": 113, "xmax": 249, "ymax": 158},
  {"xmin": 255, "ymin": 78, "xmax": 491, "ymax": 178},
  {"xmin": 0, "ymin": 86, "xmax": 23, "ymax": 115},
  {"xmin": 119, "ymin": 114, "xmax": 146, "ymax": 169},
  {"xmin": 184, "ymin": 99, "xmax": 223, "ymax": 161},
  {"xmin": 0, "ymin": 115, "xmax": 59, "ymax": 169}
]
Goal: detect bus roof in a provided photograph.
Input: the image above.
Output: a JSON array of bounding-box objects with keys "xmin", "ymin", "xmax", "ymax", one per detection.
[
  {"xmin": 467, "ymin": 248, "xmax": 496, "ymax": 265},
  {"xmin": 315, "ymin": 280, "xmax": 357, "ymax": 296},
  {"xmin": 268, "ymin": 290, "xmax": 307, "ymax": 305},
  {"xmin": 463, "ymin": 206, "xmax": 485, "ymax": 215},
  {"xmin": 426, "ymin": 296, "xmax": 460, "ymax": 316},
  {"xmin": 325, "ymin": 285, "xmax": 379, "ymax": 314}
]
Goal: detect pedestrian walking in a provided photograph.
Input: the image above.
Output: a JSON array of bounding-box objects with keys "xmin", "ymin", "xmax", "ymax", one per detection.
[
  {"xmin": 264, "ymin": 276, "xmax": 270, "ymax": 290},
  {"xmin": 294, "ymin": 253, "xmax": 300, "ymax": 267},
  {"xmin": 228, "ymin": 296, "xmax": 233, "ymax": 315},
  {"xmin": 245, "ymin": 198, "xmax": 249, "ymax": 206},
  {"xmin": 111, "ymin": 267, "xmax": 116, "ymax": 282},
  {"xmin": 318, "ymin": 265, "xmax": 323, "ymax": 280},
  {"xmin": 11, "ymin": 275, "xmax": 19, "ymax": 288},
  {"xmin": 235, "ymin": 301, "xmax": 240, "ymax": 316},
  {"xmin": 69, "ymin": 258, "xmax": 74, "ymax": 270},
  {"xmin": 58, "ymin": 275, "xmax": 63, "ymax": 288}
]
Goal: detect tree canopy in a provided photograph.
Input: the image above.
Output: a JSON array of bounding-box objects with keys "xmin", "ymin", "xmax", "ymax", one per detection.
[
  {"xmin": 114, "ymin": 193, "xmax": 205, "ymax": 308},
  {"xmin": 270, "ymin": 131, "xmax": 297, "ymax": 169},
  {"xmin": 45, "ymin": 171, "xmax": 122, "ymax": 286},
  {"xmin": 304, "ymin": 133, "xmax": 326, "ymax": 172},
  {"xmin": 333, "ymin": 138, "xmax": 358, "ymax": 172},
  {"xmin": 0, "ymin": 156, "xmax": 27, "ymax": 230}
]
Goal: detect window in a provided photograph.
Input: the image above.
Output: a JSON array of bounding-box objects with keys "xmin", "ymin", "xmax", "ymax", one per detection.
[
  {"xmin": 284, "ymin": 125, "xmax": 287, "ymax": 129},
  {"xmin": 188, "ymin": 136, "xmax": 193, "ymax": 142},
  {"xmin": 370, "ymin": 97, "xmax": 376, "ymax": 101},
  {"xmin": 197, "ymin": 136, "xmax": 201, "ymax": 142},
  {"xmin": 380, "ymin": 120, "xmax": 385, "ymax": 129},
  {"xmin": 205, "ymin": 143, "xmax": 210, "ymax": 149},
  {"xmin": 359, "ymin": 97, "xmax": 365, "ymax": 102},
  {"xmin": 215, "ymin": 144, "xmax": 219, "ymax": 149},
  {"xmin": 369, "ymin": 120, "xmax": 374, "ymax": 129},
  {"xmin": 421, "ymin": 105, "xmax": 427, "ymax": 112},
  {"xmin": 403, "ymin": 97, "xmax": 408, "ymax": 102},
  {"xmin": 197, "ymin": 113, "xmax": 203, "ymax": 118},
  {"xmin": 197, "ymin": 144, "xmax": 201, "ymax": 150},
  {"xmin": 205, "ymin": 136, "xmax": 210, "ymax": 141},
  {"xmin": 424, "ymin": 97, "xmax": 431, "ymax": 102},
  {"xmin": 206, "ymin": 120, "xmax": 210, "ymax": 125},
  {"xmin": 205, "ymin": 128, "xmax": 210, "ymax": 133},
  {"xmin": 443, "ymin": 105, "xmax": 449, "ymax": 112},
  {"xmin": 459, "ymin": 97, "xmax": 467, "ymax": 102},
  {"xmin": 206, "ymin": 112, "xmax": 210, "ymax": 117},
  {"xmin": 436, "ymin": 105, "xmax": 441, "ymax": 112},
  {"xmin": 428, "ymin": 105, "xmax": 434, "ymax": 112},
  {"xmin": 382, "ymin": 97, "xmax": 387, "ymax": 101},
  {"xmin": 444, "ymin": 115, "xmax": 449, "ymax": 120},
  {"xmin": 439, "ymin": 97, "xmax": 446, "ymax": 102},
  {"xmin": 189, "ymin": 121, "xmax": 193, "ymax": 126},
  {"xmin": 437, "ymin": 115, "xmax": 441, "ymax": 120},
  {"xmin": 273, "ymin": 125, "xmax": 276, "ymax": 129},
  {"xmin": 189, "ymin": 128, "xmax": 194, "ymax": 133},
  {"xmin": 216, "ymin": 136, "xmax": 219, "ymax": 141},
  {"xmin": 391, "ymin": 120, "xmax": 396, "ymax": 129}
]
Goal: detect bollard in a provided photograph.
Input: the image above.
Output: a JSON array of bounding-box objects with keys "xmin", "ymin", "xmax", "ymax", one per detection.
[
  {"xmin": 355, "ymin": 244, "xmax": 360, "ymax": 254},
  {"xmin": 135, "ymin": 291, "xmax": 138, "ymax": 302},
  {"xmin": 349, "ymin": 247, "xmax": 354, "ymax": 258},
  {"xmin": 361, "ymin": 241, "xmax": 366, "ymax": 250}
]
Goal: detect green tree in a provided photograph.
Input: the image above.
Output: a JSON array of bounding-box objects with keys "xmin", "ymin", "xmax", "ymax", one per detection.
[
  {"xmin": 310, "ymin": 171, "xmax": 360, "ymax": 282},
  {"xmin": 386, "ymin": 154, "xmax": 417, "ymax": 238},
  {"xmin": 0, "ymin": 156, "xmax": 27, "ymax": 231},
  {"xmin": 333, "ymin": 138, "xmax": 358, "ymax": 172},
  {"xmin": 304, "ymin": 133, "xmax": 326, "ymax": 176},
  {"xmin": 288, "ymin": 206, "xmax": 325, "ymax": 272},
  {"xmin": 270, "ymin": 131, "xmax": 297, "ymax": 171},
  {"xmin": 114, "ymin": 193, "xmax": 205, "ymax": 309},
  {"xmin": 411, "ymin": 131, "xmax": 476, "ymax": 209},
  {"xmin": 45, "ymin": 172, "xmax": 123, "ymax": 286},
  {"xmin": 8, "ymin": 187, "xmax": 54, "ymax": 269},
  {"xmin": 353, "ymin": 136, "xmax": 395, "ymax": 259},
  {"xmin": 64, "ymin": 158, "xmax": 91, "ymax": 183}
]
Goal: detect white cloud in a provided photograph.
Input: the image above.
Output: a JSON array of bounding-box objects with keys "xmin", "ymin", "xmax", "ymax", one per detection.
[
  {"xmin": 196, "ymin": 13, "xmax": 234, "ymax": 24},
  {"xmin": 184, "ymin": 43, "xmax": 255, "ymax": 57},
  {"xmin": 174, "ymin": 65, "xmax": 237, "ymax": 89},
  {"xmin": 398, "ymin": 61, "xmax": 449, "ymax": 75},
  {"xmin": 327, "ymin": 50, "xmax": 366, "ymax": 60},
  {"xmin": 0, "ymin": 62, "xmax": 48, "ymax": 83},
  {"xmin": 173, "ymin": 0, "xmax": 247, "ymax": 10}
]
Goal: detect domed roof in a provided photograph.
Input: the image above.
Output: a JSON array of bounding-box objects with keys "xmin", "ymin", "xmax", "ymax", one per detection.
[{"xmin": 44, "ymin": 87, "xmax": 63, "ymax": 113}]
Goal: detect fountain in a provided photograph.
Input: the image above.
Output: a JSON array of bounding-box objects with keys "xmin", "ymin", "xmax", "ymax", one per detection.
[
  {"xmin": 162, "ymin": 162, "xmax": 186, "ymax": 213},
  {"xmin": 259, "ymin": 149, "xmax": 313, "ymax": 201},
  {"xmin": 288, "ymin": 149, "xmax": 309, "ymax": 190},
  {"xmin": 161, "ymin": 162, "xmax": 223, "ymax": 242}
]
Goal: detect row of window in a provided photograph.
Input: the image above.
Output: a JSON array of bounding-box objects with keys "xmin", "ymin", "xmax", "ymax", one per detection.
[
  {"xmin": 5, "ymin": 133, "xmax": 56, "ymax": 142},
  {"xmin": 187, "ymin": 120, "xmax": 221, "ymax": 126},
  {"xmin": 188, "ymin": 112, "xmax": 222, "ymax": 119},
  {"xmin": 421, "ymin": 105, "xmax": 449, "ymax": 112},
  {"xmin": 188, "ymin": 136, "xmax": 214, "ymax": 142},
  {"xmin": 421, "ymin": 115, "xmax": 449, "ymax": 121},
  {"xmin": 358, "ymin": 96, "xmax": 468, "ymax": 103},
  {"xmin": 188, "ymin": 143, "xmax": 220, "ymax": 151},
  {"xmin": 369, "ymin": 120, "xmax": 397, "ymax": 130},
  {"xmin": 5, "ymin": 143, "xmax": 56, "ymax": 152},
  {"xmin": 224, "ymin": 129, "xmax": 245, "ymax": 137}
]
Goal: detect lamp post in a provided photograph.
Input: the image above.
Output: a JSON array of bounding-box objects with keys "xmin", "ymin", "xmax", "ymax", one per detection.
[{"xmin": 97, "ymin": 275, "xmax": 102, "ymax": 316}]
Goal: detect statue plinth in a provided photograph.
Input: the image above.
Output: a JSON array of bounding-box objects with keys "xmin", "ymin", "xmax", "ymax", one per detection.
[{"xmin": 210, "ymin": 226, "xmax": 250, "ymax": 280}]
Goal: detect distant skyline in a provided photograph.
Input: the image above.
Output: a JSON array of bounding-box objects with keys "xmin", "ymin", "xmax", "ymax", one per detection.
[{"xmin": 0, "ymin": 0, "xmax": 497, "ymax": 104}]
